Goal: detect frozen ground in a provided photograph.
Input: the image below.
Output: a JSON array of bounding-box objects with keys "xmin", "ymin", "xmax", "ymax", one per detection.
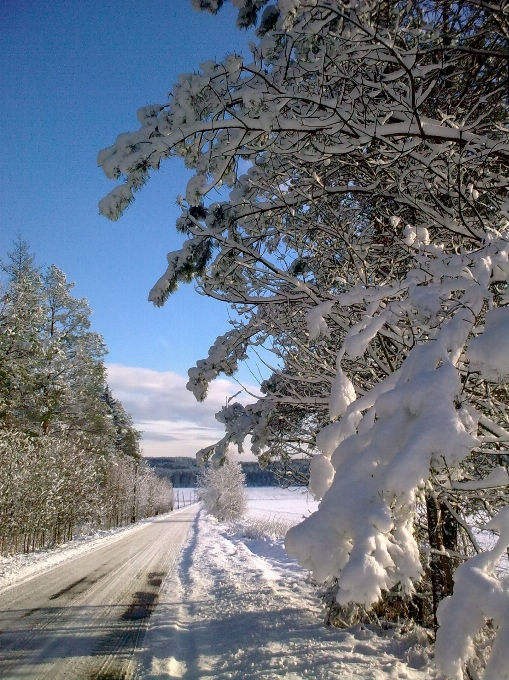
[{"xmin": 138, "ymin": 488, "xmax": 437, "ymax": 679}]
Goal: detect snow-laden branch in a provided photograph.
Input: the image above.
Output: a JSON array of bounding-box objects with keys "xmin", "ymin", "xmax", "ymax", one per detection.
[{"xmin": 99, "ymin": 0, "xmax": 509, "ymax": 660}]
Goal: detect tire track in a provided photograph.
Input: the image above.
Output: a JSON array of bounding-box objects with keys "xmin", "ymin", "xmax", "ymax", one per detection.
[{"xmin": 0, "ymin": 506, "xmax": 198, "ymax": 679}]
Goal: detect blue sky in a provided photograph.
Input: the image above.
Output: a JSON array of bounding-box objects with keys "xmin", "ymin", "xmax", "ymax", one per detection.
[{"xmin": 1, "ymin": 0, "xmax": 259, "ymax": 456}]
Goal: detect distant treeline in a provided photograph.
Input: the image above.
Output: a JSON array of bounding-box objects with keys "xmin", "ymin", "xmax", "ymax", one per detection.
[{"xmin": 146, "ymin": 456, "xmax": 310, "ymax": 487}]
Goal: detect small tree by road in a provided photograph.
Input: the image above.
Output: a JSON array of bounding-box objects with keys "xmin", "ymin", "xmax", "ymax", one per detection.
[{"xmin": 198, "ymin": 454, "xmax": 246, "ymax": 522}]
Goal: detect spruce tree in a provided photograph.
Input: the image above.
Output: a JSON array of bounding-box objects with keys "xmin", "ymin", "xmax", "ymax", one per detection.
[{"xmin": 0, "ymin": 238, "xmax": 46, "ymax": 433}]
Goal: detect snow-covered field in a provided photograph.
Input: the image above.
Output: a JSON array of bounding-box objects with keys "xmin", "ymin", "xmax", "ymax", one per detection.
[
  {"xmin": 138, "ymin": 488, "xmax": 436, "ymax": 679},
  {"xmin": 244, "ymin": 486, "xmax": 319, "ymax": 521},
  {"xmin": 173, "ymin": 487, "xmax": 199, "ymax": 508}
]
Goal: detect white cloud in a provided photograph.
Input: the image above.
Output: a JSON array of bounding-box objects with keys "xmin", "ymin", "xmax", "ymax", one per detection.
[{"xmin": 106, "ymin": 364, "xmax": 258, "ymax": 459}]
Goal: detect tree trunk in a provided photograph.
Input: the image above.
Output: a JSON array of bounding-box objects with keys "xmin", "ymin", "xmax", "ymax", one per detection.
[
  {"xmin": 440, "ymin": 501, "xmax": 457, "ymax": 595},
  {"xmin": 131, "ymin": 463, "xmax": 138, "ymax": 524},
  {"xmin": 426, "ymin": 494, "xmax": 456, "ymax": 630}
]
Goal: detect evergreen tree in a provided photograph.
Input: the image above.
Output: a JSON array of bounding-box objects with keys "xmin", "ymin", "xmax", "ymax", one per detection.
[
  {"xmin": 0, "ymin": 238, "xmax": 46, "ymax": 433},
  {"xmin": 101, "ymin": 384, "xmax": 141, "ymax": 459},
  {"xmin": 39, "ymin": 264, "xmax": 109, "ymax": 440},
  {"xmin": 0, "ymin": 240, "xmax": 172, "ymax": 555}
]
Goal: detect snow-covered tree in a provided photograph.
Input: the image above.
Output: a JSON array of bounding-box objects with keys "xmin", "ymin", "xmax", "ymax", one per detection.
[
  {"xmin": 101, "ymin": 384, "xmax": 141, "ymax": 459},
  {"xmin": 0, "ymin": 242, "xmax": 109, "ymax": 440},
  {"xmin": 99, "ymin": 0, "xmax": 509, "ymax": 673},
  {"xmin": 39, "ymin": 263, "xmax": 110, "ymax": 440},
  {"xmin": 0, "ymin": 238, "xmax": 46, "ymax": 432},
  {"xmin": 198, "ymin": 453, "xmax": 247, "ymax": 522},
  {"xmin": 0, "ymin": 242, "xmax": 172, "ymax": 554}
]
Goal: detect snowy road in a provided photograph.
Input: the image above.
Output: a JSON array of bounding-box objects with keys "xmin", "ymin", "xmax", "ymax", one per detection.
[{"xmin": 0, "ymin": 505, "xmax": 198, "ymax": 680}]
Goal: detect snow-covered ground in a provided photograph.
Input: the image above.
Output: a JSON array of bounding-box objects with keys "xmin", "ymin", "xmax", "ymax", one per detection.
[
  {"xmin": 138, "ymin": 488, "xmax": 436, "ymax": 679},
  {"xmin": 0, "ymin": 487, "xmax": 438, "ymax": 678},
  {"xmin": 244, "ymin": 486, "xmax": 319, "ymax": 521},
  {"xmin": 173, "ymin": 487, "xmax": 200, "ymax": 508}
]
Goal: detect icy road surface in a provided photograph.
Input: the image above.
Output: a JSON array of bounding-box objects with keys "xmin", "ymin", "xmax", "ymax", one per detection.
[{"xmin": 0, "ymin": 505, "xmax": 198, "ymax": 679}]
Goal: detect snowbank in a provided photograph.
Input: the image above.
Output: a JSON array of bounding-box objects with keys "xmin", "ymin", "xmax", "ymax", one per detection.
[{"xmin": 138, "ymin": 488, "xmax": 435, "ymax": 679}]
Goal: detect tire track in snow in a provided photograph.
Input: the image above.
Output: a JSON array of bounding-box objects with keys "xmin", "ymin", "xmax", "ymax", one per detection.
[{"xmin": 0, "ymin": 506, "xmax": 198, "ymax": 679}]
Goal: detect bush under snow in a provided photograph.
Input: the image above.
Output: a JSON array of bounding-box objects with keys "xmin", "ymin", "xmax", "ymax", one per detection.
[{"xmin": 198, "ymin": 455, "xmax": 247, "ymax": 522}]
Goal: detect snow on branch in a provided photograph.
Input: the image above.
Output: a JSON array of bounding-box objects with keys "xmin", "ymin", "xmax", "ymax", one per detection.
[
  {"xmin": 436, "ymin": 507, "xmax": 509, "ymax": 680},
  {"xmin": 99, "ymin": 0, "xmax": 509, "ymax": 661}
]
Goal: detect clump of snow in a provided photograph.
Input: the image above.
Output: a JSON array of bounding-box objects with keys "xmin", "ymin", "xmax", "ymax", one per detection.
[
  {"xmin": 305, "ymin": 299, "xmax": 334, "ymax": 340},
  {"xmin": 315, "ymin": 420, "xmax": 344, "ymax": 456},
  {"xmin": 308, "ymin": 454, "xmax": 335, "ymax": 500},
  {"xmin": 329, "ymin": 354, "xmax": 356, "ymax": 419},
  {"xmin": 403, "ymin": 224, "xmax": 430, "ymax": 247},
  {"xmin": 466, "ymin": 307, "xmax": 509, "ymax": 380},
  {"xmin": 343, "ymin": 314, "xmax": 386, "ymax": 360}
]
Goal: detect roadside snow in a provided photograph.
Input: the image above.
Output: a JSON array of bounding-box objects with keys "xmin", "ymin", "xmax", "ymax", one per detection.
[
  {"xmin": 0, "ymin": 509, "xmax": 191, "ymax": 594},
  {"xmin": 1, "ymin": 487, "xmax": 439, "ymax": 677},
  {"xmin": 138, "ymin": 488, "xmax": 436, "ymax": 679}
]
